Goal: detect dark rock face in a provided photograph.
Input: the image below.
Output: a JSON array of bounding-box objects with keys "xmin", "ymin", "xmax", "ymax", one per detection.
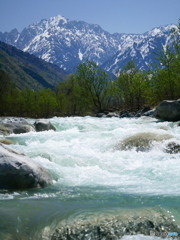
[
  {"xmin": 154, "ymin": 100, "xmax": 180, "ymax": 122},
  {"xmin": 0, "ymin": 143, "xmax": 53, "ymax": 190},
  {"xmin": 34, "ymin": 119, "xmax": 56, "ymax": 132}
]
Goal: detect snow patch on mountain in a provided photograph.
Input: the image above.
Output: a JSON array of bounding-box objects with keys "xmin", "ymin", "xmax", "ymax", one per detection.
[
  {"xmin": 78, "ymin": 49, "xmax": 83, "ymax": 60},
  {"xmin": 0, "ymin": 15, "xmax": 176, "ymax": 75}
]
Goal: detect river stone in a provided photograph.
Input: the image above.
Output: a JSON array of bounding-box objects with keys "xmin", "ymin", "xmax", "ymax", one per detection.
[
  {"xmin": 116, "ymin": 132, "xmax": 173, "ymax": 151},
  {"xmin": 154, "ymin": 99, "xmax": 180, "ymax": 121},
  {"xmin": 0, "ymin": 139, "xmax": 14, "ymax": 145},
  {"xmin": 49, "ymin": 210, "xmax": 179, "ymax": 240},
  {"xmin": 5, "ymin": 123, "xmax": 35, "ymax": 134},
  {"xmin": 0, "ymin": 124, "xmax": 12, "ymax": 136},
  {"xmin": 34, "ymin": 119, "xmax": 56, "ymax": 132},
  {"xmin": 0, "ymin": 117, "xmax": 35, "ymax": 135},
  {"xmin": 106, "ymin": 112, "xmax": 119, "ymax": 118},
  {"xmin": 0, "ymin": 143, "xmax": 53, "ymax": 190},
  {"xmin": 165, "ymin": 142, "xmax": 180, "ymax": 154}
]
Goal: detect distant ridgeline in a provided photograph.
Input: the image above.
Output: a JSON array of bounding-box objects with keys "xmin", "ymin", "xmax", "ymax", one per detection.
[
  {"xmin": 0, "ymin": 41, "xmax": 66, "ymax": 90},
  {"xmin": 0, "ymin": 14, "xmax": 176, "ymax": 76}
]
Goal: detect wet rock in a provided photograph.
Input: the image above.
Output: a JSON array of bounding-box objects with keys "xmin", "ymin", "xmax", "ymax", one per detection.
[
  {"xmin": 115, "ymin": 132, "xmax": 173, "ymax": 151},
  {"xmin": 0, "ymin": 117, "xmax": 35, "ymax": 135},
  {"xmin": 34, "ymin": 119, "xmax": 56, "ymax": 132},
  {"xmin": 142, "ymin": 109, "xmax": 155, "ymax": 117},
  {"xmin": 0, "ymin": 139, "xmax": 14, "ymax": 145},
  {"xmin": 165, "ymin": 142, "xmax": 180, "ymax": 154},
  {"xmin": 106, "ymin": 112, "xmax": 119, "ymax": 118},
  {"xmin": 96, "ymin": 113, "xmax": 107, "ymax": 118},
  {"xmin": 0, "ymin": 124, "xmax": 12, "ymax": 136},
  {"xmin": 120, "ymin": 112, "xmax": 135, "ymax": 118},
  {"xmin": 154, "ymin": 99, "xmax": 180, "ymax": 122},
  {"xmin": 49, "ymin": 211, "xmax": 180, "ymax": 240},
  {"xmin": 0, "ymin": 143, "xmax": 53, "ymax": 190},
  {"xmin": 5, "ymin": 123, "xmax": 35, "ymax": 134}
]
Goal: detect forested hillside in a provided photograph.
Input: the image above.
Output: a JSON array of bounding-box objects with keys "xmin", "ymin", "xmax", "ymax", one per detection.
[
  {"xmin": 0, "ymin": 20, "xmax": 179, "ymax": 118},
  {"xmin": 0, "ymin": 41, "xmax": 66, "ymax": 90}
]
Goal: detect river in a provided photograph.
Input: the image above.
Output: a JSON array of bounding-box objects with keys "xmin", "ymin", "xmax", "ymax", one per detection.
[{"xmin": 0, "ymin": 116, "xmax": 180, "ymax": 239}]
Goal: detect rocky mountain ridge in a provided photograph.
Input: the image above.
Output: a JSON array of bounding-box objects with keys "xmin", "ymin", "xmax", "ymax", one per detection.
[{"xmin": 0, "ymin": 15, "xmax": 176, "ymax": 75}]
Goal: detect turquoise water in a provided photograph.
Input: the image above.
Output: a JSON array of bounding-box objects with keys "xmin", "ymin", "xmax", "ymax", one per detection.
[{"xmin": 0, "ymin": 116, "xmax": 180, "ymax": 239}]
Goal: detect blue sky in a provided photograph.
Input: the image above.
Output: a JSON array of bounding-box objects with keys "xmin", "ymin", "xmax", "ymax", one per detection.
[{"xmin": 0, "ymin": 0, "xmax": 179, "ymax": 34}]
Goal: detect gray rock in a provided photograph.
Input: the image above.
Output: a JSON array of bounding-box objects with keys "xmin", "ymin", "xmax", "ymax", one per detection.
[
  {"xmin": 106, "ymin": 112, "xmax": 119, "ymax": 118},
  {"xmin": 0, "ymin": 124, "xmax": 12, "ymax": 136},
  {"xmin": 165, "ymin": 142, "xmax": 180, "ymax": 154},
  {"xmin": 115, "ymin": 132, "xmax": 173, "ymax": 151},
  {"xmin": 120, "ymin": 112, "xmax": 135, "ymax": 118},
  {"xmin": 0, "ymin": 143, "xmax": 53, "ymax": 189},
  {"xmin": 49, "ymin": 210, "xmax": 180, "ymax": 240},
  {"xmin": 96, "ymin": 113, "xmax": 107, "ymax": 118},
  {"xmin": 34, "ymin": 119, "xmax": 56, "ymax": 132},
  {"xmin": 4, "ymin": 123, "xmax": 35, "ymax": 134},
  {"xmin": 142, "ymin": 109, "xmax": 155, "ymax": 117},
  {"xmin": 154, "ymin": 99, "xmax": 180, "ymax": 121},
  {"xmin": 0, "ymin": 117, "xmax": 35, "ymax": 135}
]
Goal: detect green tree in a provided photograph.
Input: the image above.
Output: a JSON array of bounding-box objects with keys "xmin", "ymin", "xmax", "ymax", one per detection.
[
  {"xmin": 0, "ymin": 70, "xmax": 14, "ymax": 115},
  {"xmin": 35, "ymin": 89, "xmax": 58, "ymax": 118},
  {"xmin": 150, "ymin": 20, "xmax": 180, "ymax": 103},
  {"xmin": 56, "ymin": 74, "xmax": 82, "ymax": 116},
  {"xmin": 75, "ymin": 60, "xmax": 111, "ymax": 113},
  {"xmin": 114, "ymin": 61, "xmax": 150, "ymax": 110}
]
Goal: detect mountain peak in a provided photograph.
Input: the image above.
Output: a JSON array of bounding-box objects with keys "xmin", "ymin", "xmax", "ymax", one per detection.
[
  {"xmin": 49, "ymin": 14, "xmax": 68, "ymax": 25},
  {"xmin": 0, "ymin": 15, "xmax": 175, "ymax": 75}
]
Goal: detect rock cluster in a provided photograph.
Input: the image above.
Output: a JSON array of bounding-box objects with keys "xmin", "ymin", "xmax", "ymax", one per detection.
[
  {"xmin": 0, "ymin": 118, "xmax": 55, "ymax": 190},
  {"xmin": 96, "ymin": 108, "xmax": 155, "ymax": 119},
  {"xmin": 0, "ymin": 117, "xmax": 56, "ymax": 136},
  {"xmin": 50, "ymin": 211, "xmax": 179, "ymax": 240},
  {"xmin": 96, "ymin": 99, "xmax": 180, "ymax": 122},
  {"xmin": 0, "ymin": 117, "xmax": 35, "ymax": 136}
]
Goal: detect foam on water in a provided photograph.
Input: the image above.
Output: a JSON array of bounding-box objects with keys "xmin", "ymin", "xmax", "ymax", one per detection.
[
  {"xmin": 121, "ymin": 235, "xmax": 168, "ymax": 240},
  {"xmin": 8, "ymin": 116, "xmax": 180, "ymax": 196},
  {"xmin": 1, "ymin": 116, "xmax": 180, "ymax": 239}
]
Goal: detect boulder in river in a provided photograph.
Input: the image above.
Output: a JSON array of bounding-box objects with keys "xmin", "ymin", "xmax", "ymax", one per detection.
[
  {"xmin": 165, "ymin": 142, "xmax": 180, "ymax": 154},
  {"xmin": 116, "ymin": 132, "xmax": 173, "ymax": 151},
  {"xmin": 34, "ymin": 119, "xmax": 56, "ymax": 132},
  {"xmin": 0, "ymin": 117, "xmax": 35, "ymax": 135},
  {"xmin": 154, "ymin": 99, "xmax": 180, "ymax": 121},
  {"xmin": 0, "ymin": 139, "xmax": 14, "ymax": 145},
  {"xmin": 0, "ymin": 143, "xmax": 53, "ymax": 190},
  {"xmin": 49, "ymin": 210, "xmax": 180, "ymax": 240}
]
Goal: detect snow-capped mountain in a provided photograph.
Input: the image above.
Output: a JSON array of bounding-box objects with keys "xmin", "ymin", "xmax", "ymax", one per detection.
[
  {"xmin": 0, "ymin": 15, "xmax": 175, "ymax": 75},
  {"xmin": 101, "ymin": 26, "xmax": 175, "ymax": 75}
]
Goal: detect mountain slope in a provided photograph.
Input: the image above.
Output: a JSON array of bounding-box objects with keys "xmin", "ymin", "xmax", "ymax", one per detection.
[
  {"xmin": 0, "ymin": 15, "xmax": 176, "ymax": 75},
  {"xmin": 101, "ymin": 26, "xmax": 174, "ymax": 75},
  {"xmin": 0, "ymin": 41, "xmax": 66, "ymax": 90}
]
